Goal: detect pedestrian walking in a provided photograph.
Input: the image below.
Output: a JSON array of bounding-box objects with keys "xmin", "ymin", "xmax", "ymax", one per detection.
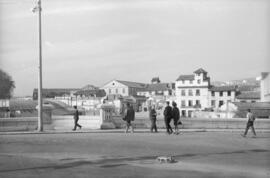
[
  {"xmin": 241, "ymin": 109, "xmax": 256, "ymax": 138},
  {"xmin": 172, "ymin": 101, "xmax": 180, "ymax": 135},
  {"xmin": 123, "ymin": 103, "xmax": 135, "ymax": 133},
  {"xmin": 72, "ymin": 106, "xmax": 82, "ymax": 131},
  {"xmin": 163, "ymin": 101, "xmax": 173, "ymax": 134},
  {"xmin": 149, "ymin": 105, "xmax": 158, "ymax": 133}
]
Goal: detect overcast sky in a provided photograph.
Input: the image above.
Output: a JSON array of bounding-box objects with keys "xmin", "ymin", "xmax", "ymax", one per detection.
[{"xmin": 0, "ymin": 0, "xmax": 269, "ymax": 96}]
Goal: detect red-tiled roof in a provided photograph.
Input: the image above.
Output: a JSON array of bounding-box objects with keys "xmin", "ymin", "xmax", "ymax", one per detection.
[
  {"xmin": 209, "ymin": 85, "xmax": 237, "ymax": 92},
  {"xmin": 142, "ymin": 83, "xmax": 171, "ymax": 92},
  {"xmin": 237, "ymin": 85, "xmax": 259, "ymax": 92},
  {"xmin": 116, "ymin": 80, "xmax": 147, "ymax": 88},
  {"xmin": 176, "ymin": 75, "xmax": 195, "ymax": 81},
  {"xmin": 232, "ymin": 102, "xmax": 270, "ymax": 109},
  {"xmin": 236, "ymin": 91, "xmax": 260, "ymax": 100}
]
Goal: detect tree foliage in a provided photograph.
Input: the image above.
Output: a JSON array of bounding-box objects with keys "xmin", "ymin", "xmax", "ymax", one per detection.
[{"xmin": 0, "ymin": 69, "xmax": 15, "ymax": 99}]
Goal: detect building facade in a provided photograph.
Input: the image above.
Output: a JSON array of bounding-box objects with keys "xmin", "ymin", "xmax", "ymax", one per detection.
[
  {"xmin": 175, "ymin": 68, "xmax": 211, "ymax": 117},
  {"xmin": 101, "ymin": 80, "xmax": 146, "ymax": 97},
  {"xmin": 175, "ymin": 68, "xmax": 238, "ymax": 117},
  {"xmin": 209, "ymin": 86, "xmax": 237, "ymax": 109},
  {"xmin": 137, "ymin": 83, "xmax": 174, "ymax": 98},
  {"xmin": 260, "ymin": 72, "xmax": 270, "ymax": 102}
]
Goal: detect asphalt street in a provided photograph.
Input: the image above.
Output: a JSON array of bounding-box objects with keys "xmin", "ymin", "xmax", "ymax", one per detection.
[{"xmin": 0, "ymin": 131, "xmax": 270, "ymax": 178}]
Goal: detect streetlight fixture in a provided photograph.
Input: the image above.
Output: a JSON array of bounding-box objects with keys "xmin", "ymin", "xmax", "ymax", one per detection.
[{"xmin": 32, "ymin": 0, "xmax": 43, "ymax": 132}]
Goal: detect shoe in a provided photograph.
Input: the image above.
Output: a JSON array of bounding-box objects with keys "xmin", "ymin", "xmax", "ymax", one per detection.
[
  {"xmin": 72, "ymin": 129, "xmax": 76, "ymax": 131},
  {"xmin": 79, "ymin": 126, "xmax": 82, "ymax": 129},
  {"xmin": 241, "ymin": 134, "xmax": 246, "ymax": 137}
]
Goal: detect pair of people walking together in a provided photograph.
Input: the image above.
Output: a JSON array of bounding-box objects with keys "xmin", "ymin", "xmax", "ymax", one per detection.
[{"xmin": 163, "ymin": 101, "xmax": 181, "ymax": 135}]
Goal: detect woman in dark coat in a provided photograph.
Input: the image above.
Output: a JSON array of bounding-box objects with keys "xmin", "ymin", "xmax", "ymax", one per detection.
[{"xmin": 172, "ymin": 102, "xmax": 180, "ymax": 134}]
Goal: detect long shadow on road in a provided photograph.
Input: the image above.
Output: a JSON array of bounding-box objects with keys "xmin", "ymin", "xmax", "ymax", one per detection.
[{"xmin": 0, "ymin": 149, "xmax": 269, "ymax": 173}]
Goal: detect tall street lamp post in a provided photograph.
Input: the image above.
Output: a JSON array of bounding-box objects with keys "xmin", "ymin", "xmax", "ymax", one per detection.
[{"xmin": 32, "ymin": 0, "xmax": 43, "ymax": 132}]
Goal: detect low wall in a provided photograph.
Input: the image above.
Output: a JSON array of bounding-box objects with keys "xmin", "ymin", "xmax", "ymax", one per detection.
[
  {"xmin": 52, "ymin": 115, "xmax": 101, "ymax": 130},
  {"xmin": 113, "ymin": 116, "xmax": 270, "ymax": 130},
  {"xmin": 0, "ymin": 117, "xmax": 52, "ymax": 132},
  {"xmin": 1, "ymin": 115, "xmax": 270, "ymax": 132}
]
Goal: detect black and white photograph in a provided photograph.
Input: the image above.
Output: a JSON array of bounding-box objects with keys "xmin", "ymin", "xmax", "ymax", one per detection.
[{"xmin": 0, "ymin": 0, "xmax": 270, "ymax": 177}]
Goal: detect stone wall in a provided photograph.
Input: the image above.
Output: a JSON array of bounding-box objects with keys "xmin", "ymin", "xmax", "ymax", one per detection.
[
  {"xmin": 113, "ymin": 115, "xmax": 270, "ymax": 130},
  {"xmin": 1, "ymin": 115, "xmax": 270, "ymax": 132},
  {"xmin": 0, "ymin": 117, "xmax": 52, "ymax": 132}
]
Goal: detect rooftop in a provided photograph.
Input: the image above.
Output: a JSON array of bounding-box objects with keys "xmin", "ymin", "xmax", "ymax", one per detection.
[
  {"xmin": 142, "ymin": 83, "xmax": 171, "ymax": 92},
  {"xmin": 232, "ymin": 102, "xmax": 270, "ymax": 109},
  {"xmin": 209, "ymin": 85, "xmax": 237, "ymax": 92},
  {"xmin": 236, "ymin": 91, "xmax": 261, "ymax": 100},
  {"xmin": 116, "ymin": 80, "xmax": 147, "ymax": 88},
  {"xmin": 176, "ymin": 75, "xmax": 195, "ymax": 81},
  {"xmin": 194, "ymin": 68, "xmax": 207, "ymax": 74}
]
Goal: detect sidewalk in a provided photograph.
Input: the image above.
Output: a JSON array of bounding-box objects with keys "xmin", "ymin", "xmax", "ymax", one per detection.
[{"xmin": 1, "ymin": 128, "xmax": 270, "ymax": 135}]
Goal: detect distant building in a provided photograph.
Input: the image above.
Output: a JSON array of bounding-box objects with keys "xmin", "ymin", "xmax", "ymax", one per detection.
[
  {"xmin": 175, "ymin": 68, "xmax": 211, "ymax": 117},
  {"xmin": 175, "ymin": 68, "xmax": 239, "ymax": 117},
  {"xmin": 232, "ymin": 102, "xmax": 270, "ymax": 118},
  {"xmin": 137, "ymin": 83, "xmax": 174, "ymax": 97},
  {"xmin": 236, "ymin": 91, "xmax": 261, "ymax": 103},
  {"xmin": 32, "ymin": 88, "xmax": 79, "ymax": 100},
  {"xmin": 209, "ymin": 85, "xmax": 237, "ymax": 109},
  {"xmin": 260, "ymin": 72, "xmax": 270, "ymax": 102},
  {"xmin": 101, "ymin": 80, "xmax": 146, "ymax": 97}
]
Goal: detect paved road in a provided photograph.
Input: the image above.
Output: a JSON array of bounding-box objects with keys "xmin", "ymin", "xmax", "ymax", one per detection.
[{"xmin": 0, "ymin": 132, "xmax": 270, "ymax": 178}]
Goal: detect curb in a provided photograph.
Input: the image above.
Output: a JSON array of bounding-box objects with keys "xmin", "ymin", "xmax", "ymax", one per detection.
[{"xmin": 1, "ymin": 129, "xmax": 270, "ymax": 135}]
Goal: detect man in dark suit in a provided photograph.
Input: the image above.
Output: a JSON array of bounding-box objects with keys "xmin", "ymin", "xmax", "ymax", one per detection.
[
  {"xmin": 149, "ymin": 105, "xmax": 158, "ymax": 133},
  {"xmin": 72, "ymin": 106, "xmax": 82, "ymax": 131},
  {"xmin": 124, "ymin": 103, "xmax": 135, "ymax": 133},
  {"xmin": 163, "ymin": 101, "xmax": 173, "ymax": 134}
]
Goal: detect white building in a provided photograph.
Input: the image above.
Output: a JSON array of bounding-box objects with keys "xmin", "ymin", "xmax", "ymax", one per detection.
[
  {"xmin": 209, "ymin": 85, "xmax": 237, "ymax": 109},
  {"xmin": 260, "ymin": 72, "xmax": 270, "ymax": 102},
  {"xmin": 175, "ymin": 68, "xmax": 238, "ymax": 117},
  {"xmin": 175, "ymin": 68, "xmax": 210, "ymax": 117},
  {"xmin": 137, "ymin": 83, "xmax": 174, "ymax": 97},
  {"xmin": 101, "ymin": 80, "xmax": 146, "ymax": 97}
]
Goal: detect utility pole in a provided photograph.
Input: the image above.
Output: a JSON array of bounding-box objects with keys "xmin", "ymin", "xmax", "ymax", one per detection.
[{"xmin": 33, "ymin": 0, "xmax": 43, "ymax": 131}]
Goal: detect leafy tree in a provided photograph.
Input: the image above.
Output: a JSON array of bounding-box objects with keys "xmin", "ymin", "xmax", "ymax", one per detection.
[{"xmin": 0, "ymin": 69, "xmax": 15, "ymax": 99}]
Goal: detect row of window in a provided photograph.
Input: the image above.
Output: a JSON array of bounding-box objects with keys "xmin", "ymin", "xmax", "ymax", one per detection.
[
  {"xmin": 181, "ymin": 100, "xmax": 201, "ymax": 107},
  {"xmin": 108, "ymin": 88, "xmax": 126, "ymax": 94},
  {"xmin": 211, "ymin": 100, "xmax": 231, "ymax": 107},
  {"xmin": 181, "ymin": 89, "xmax": 200, "ymax": 96},
  {"xmin": 211, "ymin": 91, "xmax": 231, "ymax": 97},
  {"xmin": 181, "ymin": 80, "xmax": 201, "ymax": 85},
  {"xmin": 181, "ymin": 110, "xmax": 193, "ymax": 117},
  {"xmin": 180, "ymin": 90, "xmax": 232, "ymax": 97}
]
